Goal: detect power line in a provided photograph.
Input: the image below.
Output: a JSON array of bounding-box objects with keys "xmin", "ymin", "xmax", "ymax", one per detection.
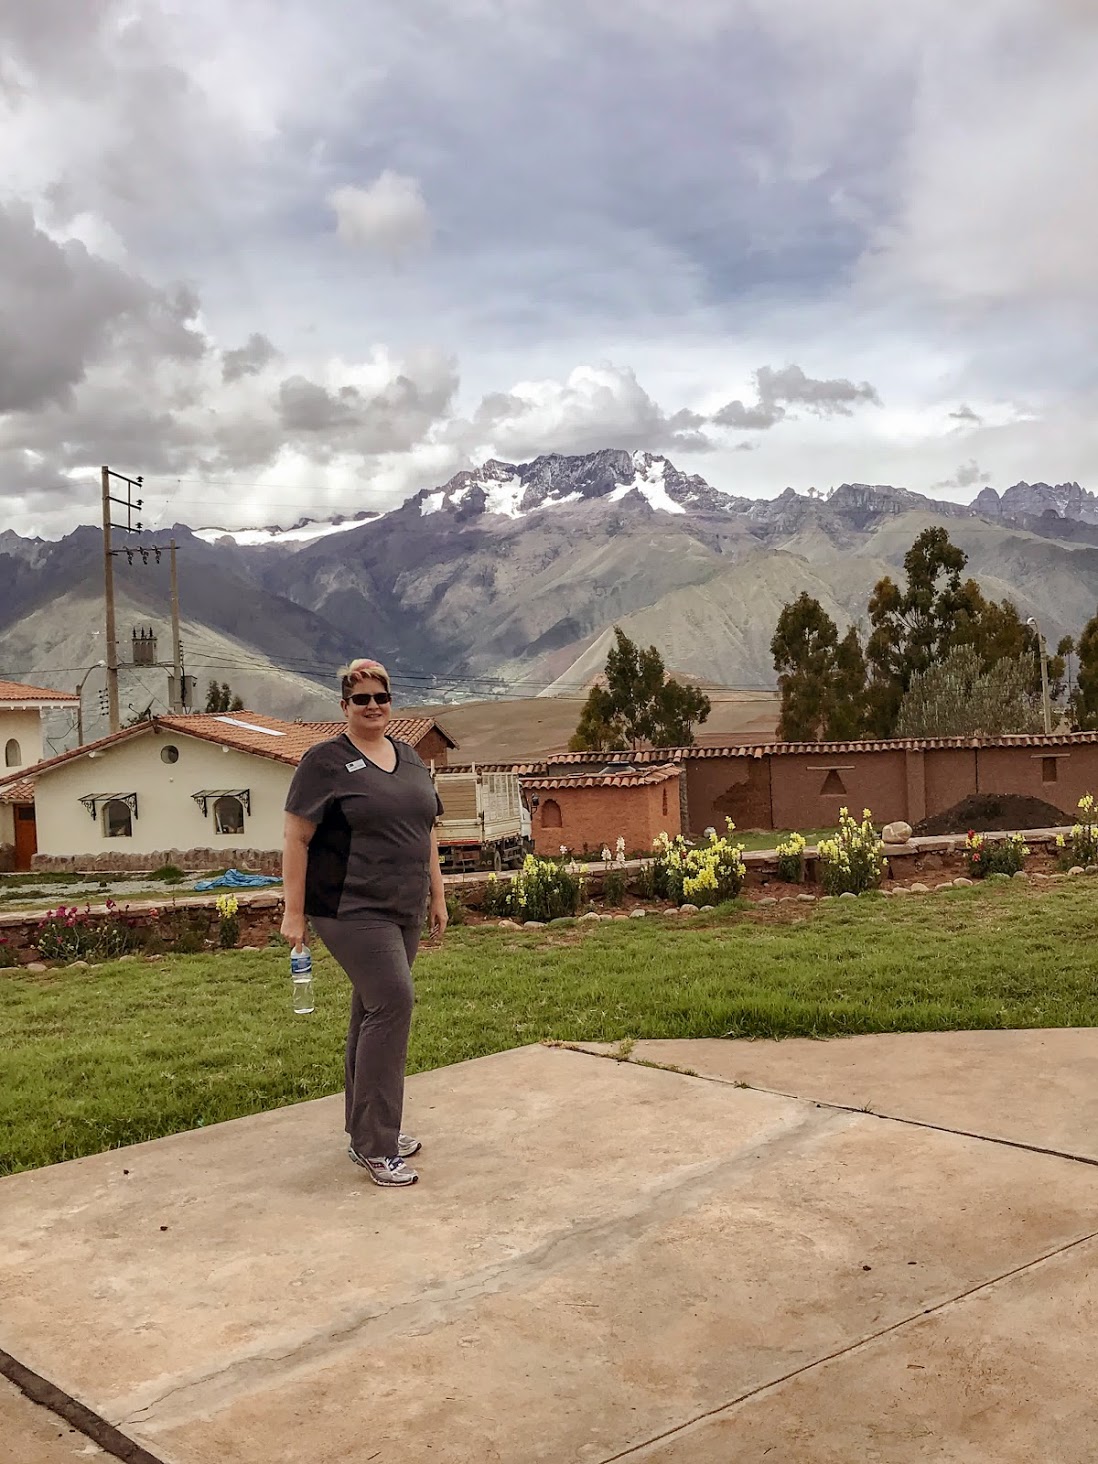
[{"xmin": 0, "ymin": 656, "xmax": 777, "ymax": 698}]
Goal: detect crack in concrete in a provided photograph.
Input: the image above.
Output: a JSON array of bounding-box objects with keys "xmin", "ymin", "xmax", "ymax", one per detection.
[
  {"xmin": 115, "ymin": 1103, "xmax": 843, "ymax": 1434},
  {"xmin": 564, "ymin": 1042, "xmax": 1098, "ymax": 1169},
  {"xmin": 594, "ymin": 1228, "xmax": 1098, "ymax": 1461}
]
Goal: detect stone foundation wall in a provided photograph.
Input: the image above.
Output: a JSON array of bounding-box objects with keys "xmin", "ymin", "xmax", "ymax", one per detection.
[
  {"xmin": 0, "ymin": 843, "xmax": 14, "ymax": 874},
  {"xmin": 31, "ymin": 847, "xmax": 282, "ymax": 875}
]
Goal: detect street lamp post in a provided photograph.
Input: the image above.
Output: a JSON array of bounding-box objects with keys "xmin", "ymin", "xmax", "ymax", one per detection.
[
  {"xmin": 1026, "ymin": 618, "xmax": 1052, "ymax": 735},
  {"xmin": 76, "ymin": 660, "xmax": 107, "ymax": 746}
]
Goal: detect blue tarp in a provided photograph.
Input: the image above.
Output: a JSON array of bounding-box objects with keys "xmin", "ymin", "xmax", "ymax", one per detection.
[{"xmin": 192, "ymin": 868, "xmax": 281, "ymax": 891}]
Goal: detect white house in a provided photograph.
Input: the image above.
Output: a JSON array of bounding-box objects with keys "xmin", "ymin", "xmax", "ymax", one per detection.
[
  {"xmin": 0, "ymin": 679, "xmax": 80, "ymax": 871},
  {"xmin": 0, "ymin": 710, "xmax": 456, "ymax": 871},
  {"xmin": 0, "ymin": 677, "xmax": 79, "ymax": 773}
]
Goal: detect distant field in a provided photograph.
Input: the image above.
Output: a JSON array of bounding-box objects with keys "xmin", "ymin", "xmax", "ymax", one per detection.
[{"xmin": 402, "ymin": 691, "xmax": 780, "ymax": 763}]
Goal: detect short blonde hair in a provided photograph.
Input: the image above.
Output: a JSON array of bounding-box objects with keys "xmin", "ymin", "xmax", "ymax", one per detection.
[{"xmin": 339, "ymin": 658, "xmax": 391, "ymax": 699}]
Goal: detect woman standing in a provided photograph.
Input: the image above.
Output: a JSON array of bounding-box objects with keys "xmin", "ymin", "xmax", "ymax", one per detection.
[{"xmin": 280, "ymin": 659, "xmax": 448, "ymax": 1187}]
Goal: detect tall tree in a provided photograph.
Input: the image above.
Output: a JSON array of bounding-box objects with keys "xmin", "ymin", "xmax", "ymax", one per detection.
[
  {"xmin": 205, "ymin": 680, "xmax": 245, "ymax": 713},
  {"xmin": 895, "ymin": 645, "xmax": 1042, "ymax": 738},
  {"xmin": 828, "ymin": 626, "xmax": 869, "ymax": 739},
  {"xmin": 865, "ymin": 527, "xmax": 970, "ymax": 736},
  {"xmin": 954, "ymin": 595, "xmax": 1067, "ymax": 701},
  {"xmin": 1071, "ymin": 613, "xmax": 1098, "ymax": 730},
  {"xmin": 771, "ymin": 594, "xmax": 867, "ymax": 740},
  {"xmin": 569, "ymin": 627, "xmax": 711, "ymax": 750}
]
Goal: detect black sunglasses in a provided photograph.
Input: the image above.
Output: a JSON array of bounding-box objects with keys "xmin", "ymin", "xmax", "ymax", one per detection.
[{"xmin": 346, "ymin": 691, "xmax": 392, "ymax": 707}]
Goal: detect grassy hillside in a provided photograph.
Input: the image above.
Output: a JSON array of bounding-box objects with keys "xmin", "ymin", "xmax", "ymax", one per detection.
[{"xmin": 403, "ymin": 690, "xmax": 780, "ymax": 762}]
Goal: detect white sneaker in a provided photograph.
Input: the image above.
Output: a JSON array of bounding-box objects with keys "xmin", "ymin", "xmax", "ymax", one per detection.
[
  {"xmin": 349, "ymin": 1150, "xmax": 418, "ymax": 1187},
  {"xmin": 398, "ymin": 1132, "xmax": 422, "ymax": 1158}
]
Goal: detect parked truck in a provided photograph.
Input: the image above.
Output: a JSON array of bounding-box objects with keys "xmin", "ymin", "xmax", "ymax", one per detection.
[{"xmin": 433, "ymin": 767, "xmax": 531, "ymax": 873}]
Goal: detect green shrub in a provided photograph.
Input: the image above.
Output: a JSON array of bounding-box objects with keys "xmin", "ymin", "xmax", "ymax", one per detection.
[
  {"xmin": 634, "ymin": 861, "xmax": 658, "ymax": 901},
  {"xmin": 34, "ymin": 901, "xmax": 146, "ymax": 962},
  {"xmin": 216, "ymin": 894, "xmax": 240, "ymax": 949},
  {"xmin": 817, "ymin": 808, "xmax": 885, "ymax": 896},
  {"xmin": 650, "ymin": 822, "xmax": 746, "ymax": 905},
  {"xmin": 775, "ymin": 832, "xmax": 806, "ymax": 883},
  {"xmin": 964, "ymin": 830, "xmax": 1029, "ymax": 879},
  {"xmin": 151, "ymin": 864, "xmax": 186, "ymax": 883},
  {"xmin": 445, "ymin": 892, "xmax": 468, "ymax": 926},
  {"xmin": 602, "ymin": 870, "xmax": 628, "ymax": 907},
  {"xmin": 158, "ymin": 905, "xmax": 211, "ymax": 954},
  {"xmin": 482, "ymin": 855, "xmax": 585, "ymax": 923},
  {"xmin": 1056, "ymin": 793, "xmax": 1098, "ymax": 869},
  {"xmin": 0, "ymin": 937, "xmax": 18, "ymax": 968}
]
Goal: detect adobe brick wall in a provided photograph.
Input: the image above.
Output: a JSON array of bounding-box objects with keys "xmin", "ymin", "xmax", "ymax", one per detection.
[
  {"xmin": 685, "ymin": 757, "xmax": 772, "ymax": 834},
  {"xmin": 680, "ymin": 740, "xmax": 1098, "ymax": 831},
  {"xmin": 531, "ymin": 779, "xmax": 682, "ymax": 856},
  {"xmin": 415, "ymin": 729, "xmax": 451, "ymax": 768},
  {"xmin": 973, "ymin": 746, "xmax": 1076, "ymax": 816}
]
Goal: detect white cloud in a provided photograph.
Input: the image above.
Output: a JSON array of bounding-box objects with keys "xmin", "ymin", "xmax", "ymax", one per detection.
[
  {"xmin": 330, "ymin": 173, "xmax": 433, "ymax": 260},
  {"xmin": 859, "ymin": 4, "xmax": 1098, "ymax": 308},
  {"xmin": 3, "ymin": 0, "xmax": 1098, "ymax": 537},
  {"xmin": 712, "ymin": 363, "xmax": 881, "ymax": 430},
  {"xmin": 935, "ymin": 458, "xmax": 988, "ymax": 491},
  {"xmin": 458, "ymin": 365, "xmax": 712, "ymax": 461}
]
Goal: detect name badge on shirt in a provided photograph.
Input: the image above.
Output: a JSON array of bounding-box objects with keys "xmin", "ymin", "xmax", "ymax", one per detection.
[{"xmin": 345, "ymin": 758, "xmax": 367, "ymax": 772}]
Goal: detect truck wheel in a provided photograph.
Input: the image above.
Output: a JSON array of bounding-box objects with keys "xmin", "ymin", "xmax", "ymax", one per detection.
[{"xmin": 491, "ymin": 848, "xmax": 503, "ymax": 874}]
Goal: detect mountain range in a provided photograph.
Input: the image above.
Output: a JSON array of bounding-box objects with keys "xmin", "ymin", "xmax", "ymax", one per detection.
[{"xmin": 4, "ymin": 448, "xmax": 1098, "ymax": 749}]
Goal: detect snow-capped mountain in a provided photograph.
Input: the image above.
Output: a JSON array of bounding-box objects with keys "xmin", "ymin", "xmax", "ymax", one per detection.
[
  {"xmin": 413, "ymin": 449, "xmax": 744, "ymax": 520},
  {"xmin": 4, "ymin": 452, "xmax": 1098, "ymax": 736},
  {"xmin": 194, "ymin": 511, "xmax": 378, "ymax": 547}
]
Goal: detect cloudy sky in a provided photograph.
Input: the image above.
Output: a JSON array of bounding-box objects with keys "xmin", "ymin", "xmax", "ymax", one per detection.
[{"xmin": 2, "ymin": 0, "xmax": 1097, "ymax": 536}]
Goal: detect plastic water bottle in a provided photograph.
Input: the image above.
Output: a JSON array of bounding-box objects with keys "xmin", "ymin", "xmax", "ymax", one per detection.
[{"xmin": 290, "ymin": 944, "xmax": 314, "ymax": 1015}]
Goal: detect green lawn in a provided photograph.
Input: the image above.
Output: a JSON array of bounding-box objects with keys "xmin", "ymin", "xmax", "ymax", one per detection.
[{"xmin": 3, "ymin": 880, "xmax": 1096, "ymax": 1176}]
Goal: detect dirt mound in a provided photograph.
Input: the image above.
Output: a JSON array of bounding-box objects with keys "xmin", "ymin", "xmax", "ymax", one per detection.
[{"xmin": 913, "ymin": 793, "xmax": 1070, "ymax": 837}]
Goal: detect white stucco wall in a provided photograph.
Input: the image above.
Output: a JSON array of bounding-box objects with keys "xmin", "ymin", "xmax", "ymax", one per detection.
[
  {"xmin": 0, "ymin": 803, "xmax": 14, "ymax": 846},
  {"xmin": 35, "ymin": 726, "xmax": 294, "ymax": 858},
  {"xmin": 0, "ymin": 709, "xmax": 44, "ymax": 771}
]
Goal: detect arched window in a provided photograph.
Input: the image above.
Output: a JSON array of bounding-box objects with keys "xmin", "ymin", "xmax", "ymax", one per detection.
[
  {"xmin": 214, "ymin": 794, "xmax": 245, "ymax": 834},
  {"xmin": 103, "ymin": 799, "xmax": 133, "ymax": 838},
  {"xmin": 541, "ymin": 798, "xmax": 563, "ymax": 829},
  {"xmin": 4, "ymin": 739, "xmax": 21, "ymax": 767}
]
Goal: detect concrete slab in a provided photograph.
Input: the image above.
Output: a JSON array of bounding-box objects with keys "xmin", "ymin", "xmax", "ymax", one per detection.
[
  {"xmin": 2, "ymin": 1044, "xmax": 1096, "ymax": 1463},
  {"xmin": 577, "ymin": 1029, "xmax": 1098, "ymax": 1161},
  {"xmin": 634, "ymin": 1239, "xmax": 1098, "ymax": 1463},
  {"xmin": 0, "ymin": 1375, "xmax": 105, "ymax": 1462}
]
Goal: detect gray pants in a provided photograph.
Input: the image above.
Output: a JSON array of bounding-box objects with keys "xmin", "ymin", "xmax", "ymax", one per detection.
[{"xmin": 312, "ymin": 918, "xmax": 420, "ymax": 1159}]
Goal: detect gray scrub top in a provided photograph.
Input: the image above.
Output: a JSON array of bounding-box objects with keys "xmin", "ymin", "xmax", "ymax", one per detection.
[{"xmin": 285, "ymin": 734, "xmax": 443, "ymax": 925}]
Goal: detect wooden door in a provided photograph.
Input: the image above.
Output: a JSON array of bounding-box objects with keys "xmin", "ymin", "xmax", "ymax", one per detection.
[{"xmin": 13, "ymin": 804, "xmax": 37, "ymax": 871}]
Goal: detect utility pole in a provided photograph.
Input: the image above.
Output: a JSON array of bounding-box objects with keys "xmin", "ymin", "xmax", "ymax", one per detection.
[
  {"xmin": 1027, "ymin": 616, "xmax": 1053, "ymax": 735},
  {"xmin": 169, "ymin": 540, "xmax": 183, "ymax": 713},
  {"xmin": 101, "ymin": 467, "xmax": 120, "ymax": 732},
  {"xmin": 101, "ymin": 466, "xmax": 145, "ymax": 733}
]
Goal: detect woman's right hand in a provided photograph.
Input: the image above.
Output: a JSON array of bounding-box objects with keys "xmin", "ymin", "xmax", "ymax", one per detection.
[{"xmin": 280, "ymin": 911, "xmax": 307, "ymax": 950}]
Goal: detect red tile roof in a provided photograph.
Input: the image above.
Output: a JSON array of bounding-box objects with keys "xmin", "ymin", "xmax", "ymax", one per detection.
[
  {"xmin": 305, "ymin": 717, "xmax": 453, "ymax": 750},
  {"xmin": 514, "ymin": 730, "xmax": 1098, "ymax": 767},
  {"xmin": 0, "ymin": 712, "xmax": 457, "ymax": 798},
  {"xmin": 0, "ymin": 678, "xmax": 78, "ymax": 704},
  {"xmin": 520, "ymin": 763, "xmax": 681, "ymax": 791},
  {"xmin": 0, "ymin": 775, "xmax": 34, "ymax": 804}
]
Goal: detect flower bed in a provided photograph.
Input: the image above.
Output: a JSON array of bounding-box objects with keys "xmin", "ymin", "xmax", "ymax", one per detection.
[{"xmin": 0, "ymin": 894, "xmax": 283, "ymax": 966}]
